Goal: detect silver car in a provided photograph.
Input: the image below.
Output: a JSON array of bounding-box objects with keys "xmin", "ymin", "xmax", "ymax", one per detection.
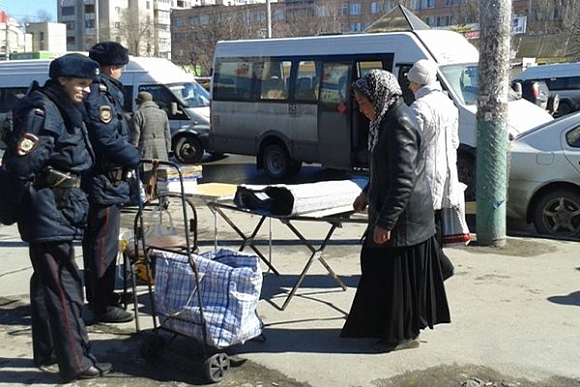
[{"xmin": 507, "ymin": 112, "xmax": 580, "ymax": 238}]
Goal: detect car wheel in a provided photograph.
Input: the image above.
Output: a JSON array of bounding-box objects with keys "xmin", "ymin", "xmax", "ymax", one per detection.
[
  {"xmin": 261, "ymin": 144, "xmax": 300, "ymax": 180},
  {"xmin": 173, "ymin": 134, "xmax": 204, "ymax": 164},
  {"xmin": 457, "ymin": 152, "xmax": 476, "ymax": 201},
  {"xmin": 532, "ymin": 188, "xmax": 580, "ymax": 238}
]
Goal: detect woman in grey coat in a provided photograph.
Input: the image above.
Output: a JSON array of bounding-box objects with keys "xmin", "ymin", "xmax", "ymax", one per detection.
[{"xmin": 131, "ymin": 91, "xmax": 172, "ymax": 161}]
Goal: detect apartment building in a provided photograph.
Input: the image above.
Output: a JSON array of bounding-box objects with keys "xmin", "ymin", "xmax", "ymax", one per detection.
[{"xmin": 57, "ymin": 0, "xmax": 191, "ymax": 58}]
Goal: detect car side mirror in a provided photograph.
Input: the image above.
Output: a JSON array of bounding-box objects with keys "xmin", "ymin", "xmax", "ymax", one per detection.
[
  {"xmin": 512, "ymin": 82, "xmax": 522, "ymax": 99},
  {"xmin": 171, "ymin": 102, "xmax": 179, "ymax": 115}
]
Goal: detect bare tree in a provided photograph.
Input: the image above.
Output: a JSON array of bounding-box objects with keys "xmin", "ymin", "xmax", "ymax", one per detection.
[
  {"xmin": 36, "ymin": 10, "xmax": 53, "ymax": 22},
  {"xmin": 175, "ymin": 8, "xmax": 256, "ymax": 75},
  {"xmin": 450, "ymin": 0, "xmax": 480, "ymax": 24},
  {"xmin": 117, "ymin": 9, "xmax": 154, "ymax": 57},
  {"xmin": 557, "ymin": 0, "xmax": 580, "ymax": 60}
]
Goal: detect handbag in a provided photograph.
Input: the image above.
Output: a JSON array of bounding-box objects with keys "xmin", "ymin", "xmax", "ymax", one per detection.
[{"xmin": 441, "ymin": 200, "xmax": 471, "ymax": 246}]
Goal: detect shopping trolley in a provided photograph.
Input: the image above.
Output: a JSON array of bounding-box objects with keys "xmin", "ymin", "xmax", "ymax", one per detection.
[{"xmin": 130, "ymin": 160, "xmax": 263, "ymax": 383}]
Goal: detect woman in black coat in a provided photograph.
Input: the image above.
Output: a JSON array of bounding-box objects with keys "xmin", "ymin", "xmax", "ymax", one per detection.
[{"xmin": 341, "ymin": 69, "xmax": 451, "ymax": 352}]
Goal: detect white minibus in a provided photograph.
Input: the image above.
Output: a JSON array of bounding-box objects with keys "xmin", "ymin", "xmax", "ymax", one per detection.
[
  {"xmin": 0, "ymin": 56, "xmax": 211, "ymax": 163},
  {"xmin": 209, "ymin": 30, "xmax": 553, "ymax": 197}
]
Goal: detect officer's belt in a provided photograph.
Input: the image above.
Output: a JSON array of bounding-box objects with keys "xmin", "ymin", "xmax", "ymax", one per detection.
[{"xmin": 36, "ymin": 168, "xmax": 81, "ymax": 189}]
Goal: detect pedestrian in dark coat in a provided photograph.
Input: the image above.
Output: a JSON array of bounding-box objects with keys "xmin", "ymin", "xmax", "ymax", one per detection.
[
  {"xmin": 1, "ymin": 53, "xmax": 113, "ymax": 382},
  {"xmin": 82, "ymin": 41, "xmax": 140, "ymax": 324},
  {"xmin": 131, "ymin": 91, "xmax": 172, "ymax": 161},
  {"xmin": 341, "ymin": 69, "xmax": 451, "ymax": 352}
]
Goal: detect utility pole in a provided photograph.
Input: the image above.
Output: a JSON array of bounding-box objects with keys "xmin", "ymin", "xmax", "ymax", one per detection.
[
  {"xmin": 476, "ymin": 0, "xmax": 512, "ymax": 247},
  {"xmin": 266, "ymin": 0, "xmax": 272, "ymax": 38}
]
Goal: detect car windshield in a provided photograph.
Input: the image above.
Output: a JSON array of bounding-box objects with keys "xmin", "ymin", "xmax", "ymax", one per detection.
[
  {"xmin": 440, "ymin": 63, "xmax": 519, "ymax": 105},
  {"xmin": 168, "ymin": 81, "xmax": 210, "ymax": 108}
]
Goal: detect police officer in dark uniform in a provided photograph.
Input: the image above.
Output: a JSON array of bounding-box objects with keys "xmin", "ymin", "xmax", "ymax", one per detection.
[
  {"xmin": 83, "ymin": 42, "xmax": 140, "ymax": 323},
  {"xmin": 2, "ymin": 54, "xmax": 113, "ymax": 382}
]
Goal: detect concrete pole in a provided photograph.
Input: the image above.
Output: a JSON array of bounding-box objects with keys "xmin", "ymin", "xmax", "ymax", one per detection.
[{"xmin": 476, "ymin": 0, "xmax": 512, "ymax": 247}]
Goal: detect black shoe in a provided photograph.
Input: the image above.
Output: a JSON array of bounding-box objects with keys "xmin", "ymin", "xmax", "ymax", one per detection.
[
  {"xmin": 95, "ymin": 306, "xmax": 134, "ymax": 323},
  {"xmin": 77, "ymin": 362, "xmax": 113, "ymax": 380}
]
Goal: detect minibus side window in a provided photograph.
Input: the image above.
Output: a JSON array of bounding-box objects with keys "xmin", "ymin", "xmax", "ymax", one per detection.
[
  {"xmin": 294, "ymin": 61, "xmax": 318, "ymax": 102},
  {"xmin": 259, "ymin": 59, "xmax": 291, "ymax": 101},
  {"xmin": 213, "ymin": 59, "xmax": 255, "ymax": 101}
]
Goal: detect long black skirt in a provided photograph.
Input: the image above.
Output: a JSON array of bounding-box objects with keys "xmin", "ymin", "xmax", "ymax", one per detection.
[{"xmin": 341, "ymin": 235, "xmax": 451, "ymax": 343}]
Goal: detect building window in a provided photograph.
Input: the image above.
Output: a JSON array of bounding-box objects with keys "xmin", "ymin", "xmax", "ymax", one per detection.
[
  {"xmin": 349, "ymin": 22, "xmax": 362, "ymax": 32},
  {"xmin": 274, "ymin": 9, "xmax": 284, "ymax": 21},
  {"xmin": 62, "ymin": 6, "xmax": 75, "ymax": 16},
  {"xmin": 85, "ymin": 19, "xmax": 95, "ymax": 28},
  {"xmin": 350, "ymin": 3, "xmax": 361, "ymax": 15},
  {"xmin": 115, "ymin": 7, "xmax": 121, "ymax": 13},
  {"xmin": 423, "ymin": 0, "xmax": 434, "ymax": 8},
  {"xmin": 371, "ymin": 2, "xmax": 380, "ymax": 14},
  {"xmin": 114, "ymin": 22, "xmax": 120, "ymax": 28},
  {"xmin": 173, "ymin": 18, "xmax": 183, "ymax": 27},
  {"xmin": 146, "ymin": 1, "xmax": 151, "ymax": 9},
  {"xmin": 199, "ymin": 14, "xmax": 209, "ymax": 24},
  {"xmin": 445, "ymin": 0, "xmax": 454, "ymax": 5},
  {"xmin": 65, "ymin": 21, "xmax": 75, "ymax": 30},
  {"xmin": 338, "ymin": 4, "xmax": 348, "ymax": 16},
  {"xmin": 436, "ymin": 15, "xmax": 450, "ymax": 26}
]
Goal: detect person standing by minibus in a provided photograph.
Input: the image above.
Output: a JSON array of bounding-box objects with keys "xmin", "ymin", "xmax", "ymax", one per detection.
[
  {"xmin": 341, "ymin": 69, "xmax": 450, "ymax": 352},
  {"xmin": 83, "ymin": 42, "xmax": 141, "ymax": 324},
  {"xmin": 408, "ymin": 59, "xmax": 462, "ymax": 280},
  {"xmin": 1, "ymin": 54, "xmax": 113, "ymax": 382}
]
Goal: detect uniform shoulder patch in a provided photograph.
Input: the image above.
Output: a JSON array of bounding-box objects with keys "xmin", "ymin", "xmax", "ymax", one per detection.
[
  {"xmin": 17, "ymin": 133, "xmax": 40, "ymax": 156},
  {"xmin": 33, "ymin": 108, "xmax": 45, "ymax": 117},
  {"xmin": 99, "ymin": 105, "xmax": 113, "ymax": 124},
  {"xmin": 99, "ymin": 84, "xmax": 108, "ymax": 93}
]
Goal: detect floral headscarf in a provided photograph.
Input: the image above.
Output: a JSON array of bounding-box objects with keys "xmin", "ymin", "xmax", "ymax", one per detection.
[{"xmin": 353, "ymin": 69, "xmax": 402, "ymax": 152}]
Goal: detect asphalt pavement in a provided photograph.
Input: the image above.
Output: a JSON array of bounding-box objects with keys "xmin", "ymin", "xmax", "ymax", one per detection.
[{"xmin": 1, "ymin": 200, "xmax": 579, "ymax": 387}]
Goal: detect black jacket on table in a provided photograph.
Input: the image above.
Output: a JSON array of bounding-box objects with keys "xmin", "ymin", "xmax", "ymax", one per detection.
[
  {"xmin": 84, "ymin": 74, "xmax": 140, "ymax": 206},
  {"xmin": 3, "ymin": 80, "xmax": 94, "ymax": 242},
  {"xmin": 364, "ymin": 98, "xmax": 436, "ymax": 248}
]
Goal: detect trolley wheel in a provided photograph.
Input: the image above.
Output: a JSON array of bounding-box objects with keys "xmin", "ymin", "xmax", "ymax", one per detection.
[
  {"xmin": 140, "ymin": 334, "xmax": 166, "ymax": 360},
  {"xmin": 203, "ymin": 352, "xmax": 230, "ymax": 383}
]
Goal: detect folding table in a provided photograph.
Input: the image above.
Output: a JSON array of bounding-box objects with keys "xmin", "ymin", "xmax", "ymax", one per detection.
[{"xmin": 206, "ymin": 201, "xmax": 368, "ymax": 310}]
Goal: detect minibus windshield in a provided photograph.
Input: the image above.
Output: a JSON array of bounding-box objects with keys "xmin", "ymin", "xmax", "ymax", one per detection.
[
  {"xmin": 168, "ymin": 82, "xmax": 210, "ymax": 108},
  {"xmin": 440, "ymin": 63, "xmax": 519, "ymax": 105}
]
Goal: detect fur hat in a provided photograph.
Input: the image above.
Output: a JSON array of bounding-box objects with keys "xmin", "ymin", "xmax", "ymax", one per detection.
[
  {"xmin": 48, "ymin": 53, "xmax": 100, "ymax": 80},
  {"xmin": 407, "ymin": 59, "xmax": 438, "ymax": 86},
  {"xmin": 89, "ymin": 41, "xmax": 129, "ymax": 66},
  {"xmin": 136, "ymin": 91, "xmax": 153, "ymax": 104}
]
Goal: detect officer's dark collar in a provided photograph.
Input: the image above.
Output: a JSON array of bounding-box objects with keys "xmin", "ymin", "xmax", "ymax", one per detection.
[{"xmin": 100, "ymin": 73, "xmax": 123, "ymax": 89}]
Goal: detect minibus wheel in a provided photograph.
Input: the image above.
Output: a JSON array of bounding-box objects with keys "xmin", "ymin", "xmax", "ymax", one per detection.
[
  {"xmin": 174, "ymin": 134, "xmax": 204, "ymax": 164},
  {"xmin": 262, "ymin": 144, "xmax": 300, "ymax": 180}
]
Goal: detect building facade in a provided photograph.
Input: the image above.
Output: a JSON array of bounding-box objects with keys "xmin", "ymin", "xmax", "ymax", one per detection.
[{"xmin": 57, "ymin": 0, "xmax": 190, "ymax": 58}]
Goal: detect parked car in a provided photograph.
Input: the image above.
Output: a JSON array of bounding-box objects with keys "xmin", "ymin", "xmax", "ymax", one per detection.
[
  {"xmin": 515, "ymin": 62, "xmax": 580, "ymax": 117},
  {"xmin": 507, "ymin": 111, "xmax": 580, "ymax": 238},
  {"xmin": 511, "ymin": 79, "xmax": 559, "ymax": 115}
]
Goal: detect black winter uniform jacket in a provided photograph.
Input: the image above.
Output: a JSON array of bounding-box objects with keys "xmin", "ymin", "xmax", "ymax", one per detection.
[{"xmin": 4, "ymin": 81, "xmax": 94, "ymax": 242}]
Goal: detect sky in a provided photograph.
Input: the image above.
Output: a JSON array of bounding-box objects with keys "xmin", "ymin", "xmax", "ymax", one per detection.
[{"xmin": 0, "ymin": 0, "xmax": 58, "ymax": 22}]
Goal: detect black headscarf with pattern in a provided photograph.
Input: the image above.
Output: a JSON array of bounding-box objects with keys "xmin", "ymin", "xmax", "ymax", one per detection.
[{"xmin": 353, "ymin": 69, "xmax": 402, "ymax": 151}]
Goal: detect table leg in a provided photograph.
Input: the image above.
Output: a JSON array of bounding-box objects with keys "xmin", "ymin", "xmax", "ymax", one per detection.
[
  {"xmin": 211, "ymin": 206, "xmax": 280, "ymax": 276},
  {"xmin": 280, "ymin": 220, "xmax": 347, "ymax": 310}
]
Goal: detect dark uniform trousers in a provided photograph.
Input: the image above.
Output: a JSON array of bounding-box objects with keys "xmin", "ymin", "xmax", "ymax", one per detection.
[
  {"xmin": 29, "ymin": 241, "xmax": 95, "ymax": 379},
  {"xmin": 82, "ymin": 204, "xmax": 122, "ymax": 315}
]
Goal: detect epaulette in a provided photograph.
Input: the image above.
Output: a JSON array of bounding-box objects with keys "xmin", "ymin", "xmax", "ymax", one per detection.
[{"xmin": 99, "ymin": 84, "xmax": 108, "ymax": 93}]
